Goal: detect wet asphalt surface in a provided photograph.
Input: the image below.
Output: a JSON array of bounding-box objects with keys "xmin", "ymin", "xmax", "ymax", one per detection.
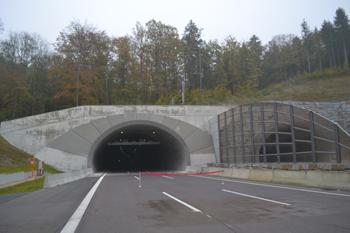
[{"xmin": 1, "ymin": 172, "xmax": 350, "ymax": 233}]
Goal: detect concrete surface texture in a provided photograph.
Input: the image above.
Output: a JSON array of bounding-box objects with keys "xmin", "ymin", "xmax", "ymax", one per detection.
[
  {"xmin": 0, "ymin": 170, "xmax": 38, "ymax": 186},
  {"xmin": 43, "ymin": 168, "xmax": 92, "ymax": 188},
  {"xmin": 0, "ymin": 106, "xmax": 232, "ymax": 172}
]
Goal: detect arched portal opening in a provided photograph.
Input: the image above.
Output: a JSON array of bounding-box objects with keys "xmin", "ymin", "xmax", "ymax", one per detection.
[{"xmin": 88, "ymin": 121, "xmax": 190, "ymax": 172}]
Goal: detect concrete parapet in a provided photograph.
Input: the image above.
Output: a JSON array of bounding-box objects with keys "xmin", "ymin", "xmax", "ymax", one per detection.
[
  {"xmin": 185, "ymin": 166, "xmax": 197, "ymax": 173},
  {"xmin": 43, "ymin": 168, "xmax": 92, "ymax": 188},
  {"xmin": 305, "ymin": 170, "xmax": 350, "ymax": 190},
  {"xmin": 231, "ymin": 168, "xmax": 250, "ymax": 179},
  {"xmin": 205, "ymin": 165, "xmax": 350, "ymax": 190},
  {"xmin": 208, "ymin": 167, "xmax": 220, "ymax": 176},
  {"xmin": 272, "ymin": 170, "xmax": 306, "ymax": 185},
  {"xmin": 249, "ymin": 170, "xmax": 274, "ymax": 182},
  {"xmin": 221, "ymin": 168, "xmax": 233, "ymax": 177},
  {"xmin": 0, "ymin": 170, "xmax": 38, "ymax": 186}
]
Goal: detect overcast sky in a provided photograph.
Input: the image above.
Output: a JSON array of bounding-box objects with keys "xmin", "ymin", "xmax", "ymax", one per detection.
[{"xmin": 1, "ymin": 0, "xmax": 350, "ymax": 47}]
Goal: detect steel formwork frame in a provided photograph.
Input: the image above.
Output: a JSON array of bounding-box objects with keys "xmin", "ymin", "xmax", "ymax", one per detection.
[{"xmin": 218, "ymin": 102, "xmax": 350, "ymax": 164}]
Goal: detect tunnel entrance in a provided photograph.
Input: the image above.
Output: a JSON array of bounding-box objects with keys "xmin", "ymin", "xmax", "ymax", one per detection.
[{"xmin": 89, "ymin": 121, "xmax": 189, "ymax": 172}]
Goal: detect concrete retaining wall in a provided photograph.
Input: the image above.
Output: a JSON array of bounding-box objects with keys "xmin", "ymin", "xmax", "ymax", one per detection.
[
  {"xmin": 43, "ymin": 168, "xmax": 92, "ymax": 188},
  {"xmin": 0, "ymin": 170, "xmax": 38, "ymax": 185},
  {"xmin": 189, "ymin": 166, "xmax": 350, "ymax": 190}
]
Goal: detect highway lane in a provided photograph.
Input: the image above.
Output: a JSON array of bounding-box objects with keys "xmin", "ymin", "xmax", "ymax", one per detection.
[
  {"xmin": 75, "ymin": 173, "xmax": 233, "ymax": 233},
  {"xmin": 0, "ymin": 174, "xmax": 100, "ymax": 233},
  {"xmin": 1, "ymin": 172, "xmax": 350, "ymax": 232},
  {"xmin": 76, "ymin": 172, "xmax": 350, "ymax": 233}
]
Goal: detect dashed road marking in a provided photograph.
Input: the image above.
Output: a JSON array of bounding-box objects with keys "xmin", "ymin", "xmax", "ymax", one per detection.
[
  {"xmin": 162, "ymin": 192, "xmax": 202, "ymax": 213},
  {"xmin": 222, "ymin": 189, "xmax": 291, "ymax": 206},
  {"xmin": 193, "ymin": 175, "xmax": 350, "ymax": 197}
]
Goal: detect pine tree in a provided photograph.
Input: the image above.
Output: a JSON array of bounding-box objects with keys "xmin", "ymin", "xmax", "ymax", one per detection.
[
  {"xmin": 301, "ymin": 19, "xmax": 312, "ymax": 73},
  {"xmin": 321, "ymin": 20, "xmax": 337, "ymax": 68},
  {"xmin": 334, "ymin": 7, "xmax": 350, "ymax": 66},
  {"xmin": 182, "ymin": 20, "xmax": 202, "ymax": 89}
]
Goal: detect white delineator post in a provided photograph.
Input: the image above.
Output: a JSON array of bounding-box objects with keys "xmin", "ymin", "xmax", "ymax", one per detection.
[
  {"xmin": 221, "ymin": 170, "xmax": 224, "ymax": 185},
  {"xmin": 139, "ymin": 172, "xmax": 142, "ymax": 188}
]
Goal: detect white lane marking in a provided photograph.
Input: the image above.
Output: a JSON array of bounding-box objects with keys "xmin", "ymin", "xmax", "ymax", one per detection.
[
  {"xmin": 61, "ymin": 172, "xmax": 107, "ymax": 233},
  {"xmin": 162, "ymin": 192, "xmax": 202, "ymax": 213},
  {"xmin": 162, "ymin": 176, "xmax": 174, "ymax": 179},
  {"xmin": 134, "ymin": 176, "xmax": 140, "ymax": 180},
  {"xmin": 193, "ymin": 175, "xmax": 350, "ymax": 197},
  {"xmin": 222, "ymin": 189, "xmax": 291, "ymax": 206}
]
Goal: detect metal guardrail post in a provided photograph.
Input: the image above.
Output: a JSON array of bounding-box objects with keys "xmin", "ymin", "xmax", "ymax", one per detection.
[
  {"xmin": 274, "ymin": 103, "xmax": 280, "ymax": 163},
  {"xmin": 334, "ymin": 124, "xmax": 341, "ymax": 163},
  {"xmin": 240, "ymin": 105, "xmax": 245, "ymax": 163},
  {"xmin": 309, "ymin": 111, "xmax": 316, "ymax": 163},
  {"xmin": 260, "ymin": 102, "xmax": 266, "ymax": 163},
  {"xmin": 249, "ymin": 104, "xmax": 255, "ymax": 163},
  {"xmin": 232, "ymin": 108, "xmax": 236, "ymax": 164},
  {"xmin": 224, "ymin": 112, "xmax": 229, "ymax": 163},
  {"xmin": 218, "ymin": 115, "xmax": 222, "ymax": 163},
  {"xmin": 289, "ymin": 105, "xmax": 297, "ymax": 164}
]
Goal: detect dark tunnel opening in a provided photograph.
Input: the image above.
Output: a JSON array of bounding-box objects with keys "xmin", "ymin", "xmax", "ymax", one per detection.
[{"xmin": 92, "ymin": 123, "xmax": 188, "ymax": 172}]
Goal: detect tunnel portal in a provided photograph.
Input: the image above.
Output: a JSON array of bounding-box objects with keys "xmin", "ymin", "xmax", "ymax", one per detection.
[{"xmin": 91, "ymin": 122, "xmax": 189, "ymax": 172}]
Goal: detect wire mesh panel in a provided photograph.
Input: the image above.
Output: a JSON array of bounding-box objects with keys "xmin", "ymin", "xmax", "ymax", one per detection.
[{"xmin": 217, "ymin": 102, "xmax": 350, "ymax": 164}]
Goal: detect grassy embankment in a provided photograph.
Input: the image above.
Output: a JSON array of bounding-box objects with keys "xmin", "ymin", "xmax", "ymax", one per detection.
[
  {"xmin": 225, "ymin": 70, "xmax": 350, "ymax": 105},
  {"xmin": 0, "ymin": 135, "xmax": 63, "ymax": 195}
]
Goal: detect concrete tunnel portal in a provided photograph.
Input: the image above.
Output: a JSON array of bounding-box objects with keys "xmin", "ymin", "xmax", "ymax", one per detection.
[{"xmin": 89, "ymin": 121, "xmax": 190, "ymax": 173}]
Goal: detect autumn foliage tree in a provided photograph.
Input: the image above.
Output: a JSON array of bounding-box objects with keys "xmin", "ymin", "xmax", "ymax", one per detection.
[
  {"xmin": 1, "ymin": 7, "xmax": 350, "ymax": 121},
  {"xmin": 50, "ymin": 19, "xmax": 104, "ymax": 108}
]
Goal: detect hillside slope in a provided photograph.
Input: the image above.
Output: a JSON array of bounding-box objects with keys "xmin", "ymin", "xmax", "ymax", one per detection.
[
  {"xmin": 0, "ymin": 135, "xmax": 33, "ymax": 167},
  {"xmin": 225, "ymin": 75, "xmax": 350, "ymax": 105}
]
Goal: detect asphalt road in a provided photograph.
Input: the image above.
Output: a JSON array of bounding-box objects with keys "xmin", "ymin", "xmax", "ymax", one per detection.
[{"xmin": 1, "ymin": 172, "xmax": 350, "ymax": 233}]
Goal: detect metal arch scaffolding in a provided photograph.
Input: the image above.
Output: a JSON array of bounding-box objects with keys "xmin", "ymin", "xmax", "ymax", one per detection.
[{"xmin": 218, "ymin": 102, "xmax": 350, "ymax": 164}]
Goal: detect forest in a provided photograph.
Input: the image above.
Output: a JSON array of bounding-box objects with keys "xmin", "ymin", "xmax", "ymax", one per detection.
[{"xmin": 0, "ymin": 7, "xmax": 349, "ymax": 121}]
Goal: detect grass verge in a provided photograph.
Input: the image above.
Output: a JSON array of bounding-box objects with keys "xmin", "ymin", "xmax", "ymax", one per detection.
[
  {"xmin": 0, "ymin": 164, "xmax": 64, "ymax": 195},
  {"xmin": 0, "ymin": 164, "xmax": 64, "ymax": 175},
  {"xmin": 0, "ymin": 177, "xmax": 45, "ymax": 195}
]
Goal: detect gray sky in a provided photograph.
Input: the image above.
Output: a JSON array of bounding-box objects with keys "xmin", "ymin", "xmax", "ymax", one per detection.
[{"xmin": 1, "ymin": 0, "xmax": 350, "ymax": 46}]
